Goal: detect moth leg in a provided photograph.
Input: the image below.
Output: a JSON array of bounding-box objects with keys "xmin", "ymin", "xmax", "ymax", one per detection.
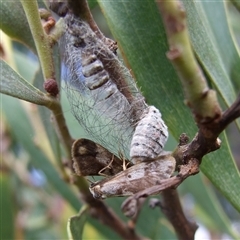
[
  {"xmin": 119, "ymin": 152, "xmax": 131, "ymax": 171},
  {"xmin": 98, "ymin": 154, "xmax": 115, "ymax": 176},
  {"xmin": 122, "ymin": 157, "xmax": 131, "ymax": 171}
]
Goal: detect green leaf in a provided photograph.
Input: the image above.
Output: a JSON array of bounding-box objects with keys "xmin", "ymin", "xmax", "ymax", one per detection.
[
  {"xmin": 180, "ymin": 174, "xmax": 239, "ymax": 238},
  {"xmin": 0, "ymin": 60, "xmax": 50, "ymax": 106},
  {"xmin": 88, "ymin": 0, "xmax": 98, "ymax": 9},
  {"xmin": 1, "ymin": 94, "xmax": 81, "ymax": 211},
  {"xmin": 184, "ymin": 1, "xmax": 240, "ymax": 101},
  {"xmin": 14, "ymin": 48, "xmax": 39, "ymax": 82},
  {"xmin": 201, "ymin": 134, "xmax": 240, "ymax": 211},
  {"xmin": 97, "ymin": 0, "xmax": 240, "ymax": 214},
  {"xmin": 183, "ymin": 1, "xmax": 240, "ymax": 129},
  {"xmin": 67, "ymin": 206, "xmax": 89, "ymax": 240},
  {"xmin": 0, "ymin": 0, "xmax": 36, "ymax": 51},
  {"xmin": 0, "ymin": 173, "xmax": 15, "ymax": 239}
]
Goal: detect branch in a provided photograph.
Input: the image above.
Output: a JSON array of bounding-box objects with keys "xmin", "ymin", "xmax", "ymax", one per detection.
[
  {"xmin": 150, "ymin": 190, "xmax": 198, "ymax": 240},
  {"xmin": 161, "ymin": 190, "xmax": 198, "ymax": 240},
  {"xmin": 66, "ymin": 0, "xmax": 106, "ymax": 41},
  {"xmin": 156, "ymin": 0, "xmax": 222, "ymax": 124},
  {"xmin": 20, "ymin": 0, "xmax": 55, "ymax": 81},
  {"xmin": 20, "ymin": 1, "xmax": 74, "ymax": 173},
  {"xmin": 47, "ymin": 101, "xmax": 74, "ymax": 158},
  {"xmin": 219, "ymin": 94, "xmax": 240, "ymax": 131}
]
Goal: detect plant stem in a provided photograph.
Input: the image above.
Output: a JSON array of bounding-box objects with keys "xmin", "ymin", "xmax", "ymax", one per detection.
[
  {"xmin": 20, "ymin": 0, "xmax": 55, "ymax": 80},
  {"xmin": 47, "ymin": 100, "xmax": 73, "ymax": 159},
  {"xmin": 156, "ymin": 0, "xmax": 222, "ymax": 124},
  {"xmin": 20, "ymin": 0, "xmax": 73, "ymax": 160},
  {"xmin": 161, "ymin": 189, "xmax": 198, "ymax": 240}
]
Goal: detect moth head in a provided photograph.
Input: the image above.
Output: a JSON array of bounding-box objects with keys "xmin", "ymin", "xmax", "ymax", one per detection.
[{"xmin": 89, "ymin": 185, "xmax": 106, "ymax": 199}]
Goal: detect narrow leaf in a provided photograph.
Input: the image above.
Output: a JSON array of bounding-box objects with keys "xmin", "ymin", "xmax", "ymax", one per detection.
[
  {"xmin": 88, "ymin": 0, "xmax": 98, "ymax": 9},
  {"xmin": 0, "ymin": 60, "xmax": 49, "ymax": 106},
  {"xmin": 0, "ymin": 0, "xmax": 35, "ymax": 51},
  {"xmin": 67, "ymin": 206, "xmax": 89, "ymax": 240},
  {"xmin": 181, "ymin": 174, "xmax": 239, "ymax": 238},
  {"xmin": 0, "ymin": 173, "xmax": 15, "ymax": 240},
  {"xmin": 183, "ymin": 1, "xmax": 240, "ymax": 102}
]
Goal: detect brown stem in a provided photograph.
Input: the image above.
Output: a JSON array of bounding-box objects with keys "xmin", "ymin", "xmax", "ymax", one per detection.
[
  {"xmin": 89, "ymin": 199, "xmax": 144, "ymax": 240},
  {"xmin": 219, "ymin": 94, "xmax": 240, "ymax": 132},
  {"xmin": 156, "ymin": 0, "xmax": 222, "ymax": 124},
  {"xmin": 47, "ymin": 100, "xmax": 73, "ymax": 159},
  {"xmin": 161, "ymin": 189, "xmax": 198, "ymax": 240},
  {"xmin": 173, "ymin": 94, "xmax": 240, "ymax": 166},
  {"xmin": 67, "ymin": 0, "xmax": 106, "ymax": 41}
]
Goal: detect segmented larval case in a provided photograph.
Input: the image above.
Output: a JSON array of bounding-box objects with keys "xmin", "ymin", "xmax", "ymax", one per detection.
[
  {"xmin": 130, "ymin": 106, "xmax": 168, "ymax": 164},
  {"xmin": 60, "ymin": 12, "xmax": 168, "ymax": 161}
]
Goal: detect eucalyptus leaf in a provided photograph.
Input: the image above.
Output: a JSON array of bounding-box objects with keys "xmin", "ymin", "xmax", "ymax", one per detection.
[
  {"xmin": 88, "ymin": 0, "xmax": 98, "ymax": 9},
  {"xmin": 180, "ymin": 174, "xmax": 239, "ymax": 238},
  {"xmin": 14, "ymin": 48, "xmax": 39, "ymax": 83},
  {"xmin": 0, "ymin": 0, "xmax": 36, "ymax": 51},
  {"xmin": 0, "ymin": 174, "xmax": 15, "ymax": 240},
  {"xmin": 202, "ymin": 2, "xmax": 240, "ymax": 83},
  {"xmin": 0, "ymin": 60, "xmax": 50, "ymax": 106},
  {"xmin": 67, "ymin": 206, "xmax": 89, "ymax": 240},
  {"xmin": 183, "ymin": 1, "xmax": 240, "ymax": 101}
]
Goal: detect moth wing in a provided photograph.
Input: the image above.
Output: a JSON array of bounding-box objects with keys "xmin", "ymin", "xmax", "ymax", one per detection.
[
  {"xmin": 72, "ymin": 138, "xmax": 133, "ymax": 176},
  {"xmin": 90, "ymin": 154, "xmax": 176, "ymax": 198}
]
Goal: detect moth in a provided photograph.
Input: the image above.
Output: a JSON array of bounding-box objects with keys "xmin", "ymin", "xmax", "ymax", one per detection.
[
  {"xmin": 72, "ymin": 138, "xmax": 176, "ymax": 199},
  {"xmin": 89, "ymin": 153, "xmax": 176, "ymax": 199}
]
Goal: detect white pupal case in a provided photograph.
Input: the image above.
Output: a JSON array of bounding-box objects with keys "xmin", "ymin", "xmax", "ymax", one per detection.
[{"xmin": 130, "ymin": 106, "xmax": 168, "ymax": 164}]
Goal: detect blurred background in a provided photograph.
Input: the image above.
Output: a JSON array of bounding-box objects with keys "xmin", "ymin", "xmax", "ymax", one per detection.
[{"xmin": 1, "ymin": 1, "xmax": 240, "ymax": 239}]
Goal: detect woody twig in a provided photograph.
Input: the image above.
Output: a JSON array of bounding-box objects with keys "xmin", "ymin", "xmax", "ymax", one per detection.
[
  {"xmin": 20, "ymin": 0, "xmax": 73, "ymax": 160},
  {"xmin": 156, "ymin": 0, "xmax": 240, "ymax": 166},
  {"xmin": 161, "ymin": 189, "xmax": 198, "ymax": 240}
]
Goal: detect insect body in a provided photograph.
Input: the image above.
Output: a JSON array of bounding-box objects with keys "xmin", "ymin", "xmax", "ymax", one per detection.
[
  {"xmin": 130, "ymin": 106, "xmax": 168, "ymax": 164},
  {"xmin": 90, "ymin": 154, "xmax": 176, "ymax": 199}
]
